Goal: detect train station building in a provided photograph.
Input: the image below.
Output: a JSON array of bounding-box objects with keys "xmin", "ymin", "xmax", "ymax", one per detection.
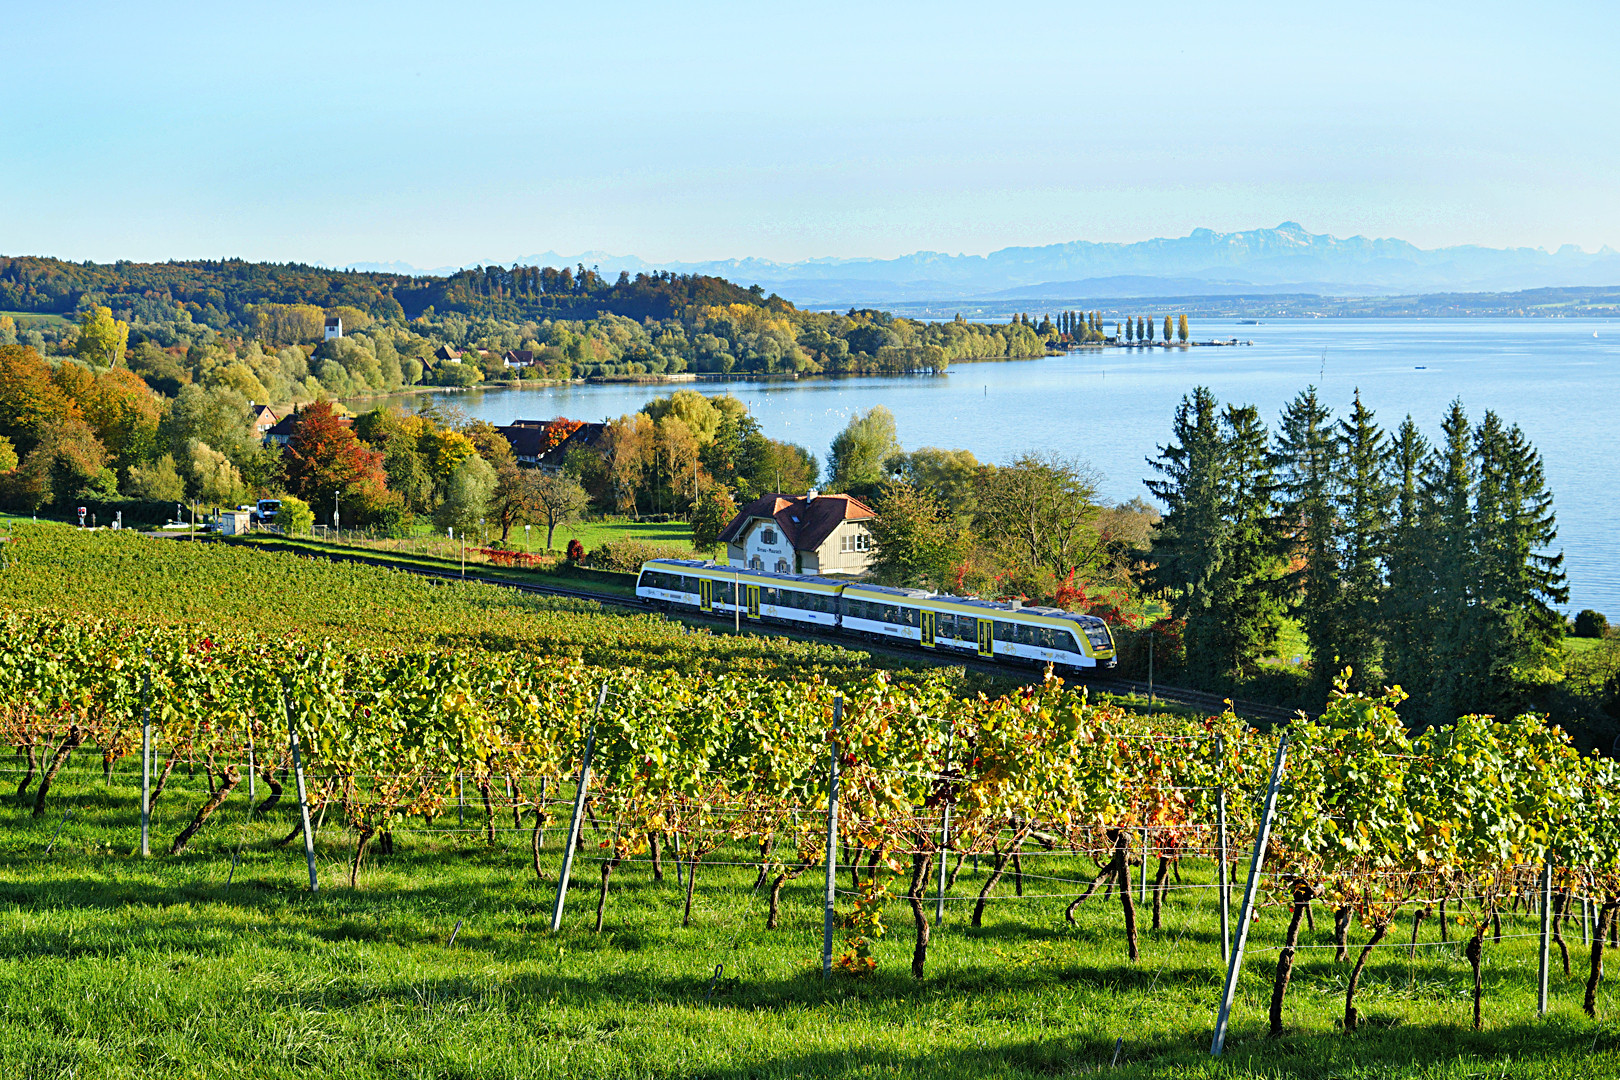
[{"xmin": 717, "ymin": 491, "xmax": 877, "ymax": 576}]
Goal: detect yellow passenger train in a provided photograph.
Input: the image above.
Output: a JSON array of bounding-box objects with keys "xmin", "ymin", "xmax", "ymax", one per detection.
[{"xmin": 634, "ymin": 559, "xmax": 1117, "ymax": 673}]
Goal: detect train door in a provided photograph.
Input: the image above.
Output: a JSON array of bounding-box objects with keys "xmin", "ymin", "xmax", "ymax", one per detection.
[
  {"xmin": 699, "ymin": 578, "xmax": 713, "ymax": 612},
  {"xmin": 920, "ymin": 610, "xmax": 936, "ymax": 648},
  {"xmin": 746, "ymin": 584, "xmax": 761, "ymax": 619},
  {"xmin": 977, "ymin": 619, "xmax": 994, "ymax": 657}
]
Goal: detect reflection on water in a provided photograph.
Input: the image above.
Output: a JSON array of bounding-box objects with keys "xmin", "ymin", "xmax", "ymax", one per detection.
[{"xmin": 361, "ymin": 319, "xmax": 1620, "ymax": 614}]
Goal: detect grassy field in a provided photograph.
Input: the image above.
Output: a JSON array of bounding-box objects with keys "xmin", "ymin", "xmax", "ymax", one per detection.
[{"xmin": 5, "ymin": 761, "xmax": 1618, "ymax": 1079}]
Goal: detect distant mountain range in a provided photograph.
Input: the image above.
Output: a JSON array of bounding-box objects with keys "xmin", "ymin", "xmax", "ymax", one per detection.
[{"xmin": 345, "ymin": 223, "xmax": 1620, "ymax": 309}]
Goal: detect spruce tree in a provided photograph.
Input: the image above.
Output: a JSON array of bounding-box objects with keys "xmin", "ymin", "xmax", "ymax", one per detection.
[
  {"xmin": 1383, "ymin": 417, "xmax": 1433, "ymax": 707},
  {"xmin": 1210, "ymin": 403, "xmax": 1283, "ymax": 681},
  {"xmin": 1146, "ymin": 388, "xmax": 1229, "ymax": 680},
  {"xmin": 1272, "ymin": 387, "xmax": 1339, "ymax": 698},
  {"xmin": 1334, "ymin": 391, "xmax": 1393, "ymax": 691},
  {"xmin": 1474, "ymin": 414, "xmax": 1568, "ymax": 699},
  {"xmin": 1423, "ymin": 400, "xmax": 1487, "ymax": 726},
  {"xmin": 1146, "ymin": 390, "xmax": 1281, "ymax": 686}
]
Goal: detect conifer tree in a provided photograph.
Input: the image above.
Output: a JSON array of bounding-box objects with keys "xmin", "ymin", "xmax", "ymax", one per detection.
[
  {"xmin": 1210, "ymin": 403, "xmax": 1284, "ymax": 680},
  {"xmin": 1333, "ymin": 391, "xmax": 1393, "ymax": 691},
  {"xmin": 1146, "ymin": 388, "xmax": 1228, "ymax": 676},
  {"xmin": 1422, "ymin": 401, "xmax": 1488, "ymax": 725},
  {"xmin": 1272, "ymin": 387, "xmax": 1339, "ymax": 698},
  {"xmin": 1383, "ymin": 417, "xmax": 1433, "ymax": 704},
  {"xmin": 1473, "ymin": 413, "xmax": 1567, "ymax": 698},
  {"xmin": 1147, "ymin": 389, "xmax": 1281, "ymax": 685}
]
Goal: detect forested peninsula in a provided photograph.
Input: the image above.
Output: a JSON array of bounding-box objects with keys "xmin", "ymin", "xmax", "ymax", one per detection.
[{"xmin": 0, "ymin": 256, "xmax": 1046, "ymax": 396}]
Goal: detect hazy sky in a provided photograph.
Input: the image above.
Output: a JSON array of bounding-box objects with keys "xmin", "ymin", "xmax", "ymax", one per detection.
[{"xmin": 5, "ymin": 0, "xmax": 1616, "ymax": 266}]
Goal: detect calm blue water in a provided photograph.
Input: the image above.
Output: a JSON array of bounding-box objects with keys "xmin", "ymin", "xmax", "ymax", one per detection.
[{"xmin": 370, "ymin": 319, "xmax": 1620, "ymax": 615}]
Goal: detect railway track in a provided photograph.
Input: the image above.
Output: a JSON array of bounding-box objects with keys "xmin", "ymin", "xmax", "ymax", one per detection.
[{"xmin": 223, "ymin": 537, "xmax": 1306, "ymax": 724}]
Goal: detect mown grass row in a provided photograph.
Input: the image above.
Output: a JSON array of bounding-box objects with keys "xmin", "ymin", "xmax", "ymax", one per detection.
[{"xmin": 3, "ymin": 759, "xmax": 1618, "ymax": 1079}]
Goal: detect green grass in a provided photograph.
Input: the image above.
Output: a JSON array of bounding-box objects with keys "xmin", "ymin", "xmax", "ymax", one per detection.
[
  {"xmin": 0, "ymin": 309, "xmax": 71, "ymax": 327},
  {"xmin": 551, "ymin": 516, "xmax": 698, "ymax": 554},
  {"xmin": 1563, "ymin": 636, "xmax": 1611, "ymax": 655},
  {"xmin": 5, "ymin": 761, "xmax": 1618, "ymax": 1079}
]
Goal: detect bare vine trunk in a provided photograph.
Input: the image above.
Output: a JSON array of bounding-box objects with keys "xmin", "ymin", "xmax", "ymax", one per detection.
[
  {"xmin": 1553, "ymin": 890, "xmax": 1571, "ymax": 976},
  {"xmin": 971, "ymin": 832, "xmax": 1029, "ymax": 928},
  {"xmin": 1113, "ymin": 830, "xmax": 1138, "ymax": 962},
  {"xmin": 478, "ymin": 774, "xmax": 495, "ymax": 843},
  {"xmin": 148, "ymin": 745, "xmax": 180, "ymax": 809},
  {"xmin": 530, "ymin": 805, "xmax": 546, "ymax": 880},
  {"xmin": 254, "ymin": 765, "xmax": 284, "ymax": 815},
  {"xmin": 594, "ymin": 855, "xmax": 621, "ymax": 932},
  {"xmin": 649, "ymin": 833, "xmax": 663, "ymax": 882},
  {"xmin": 16, "ymin": 741, "xmax": 39, "ymax": 799},
  {"xmin": 946, "ymin": 852, "xmax": 966, "ymax": 890},
  {"xmin": 1466, "ymin": 923, "xmax": 1486, "ymax": 1030},
  {"xmin": 169, "ymin": 765, "xmax": 241, "ymax": 854},
  {"xmin": 1409, "ymin": 905, "xmax": 1429, "ymax": 958},
  {"xmin": 1344, "ymin": 916, "xmax": 1392, "ymax": 1031},
  {"xmin": 1150, "ymin": 856, "xmax": 1170, "ymax": 930},
  {"xmin": 767, "ymin": 872, "xmax": 788, "ymax": 929},
  {"xmin": 1065, "ymin": 864, "xmax": 1114, "ymax": 923},
  {"xmin": 682, "ymin": 856, "xmax": 699, "ymax": 927},
  {"xmin": 32, "ymin": 727, "xmax": 86, "ymax": 817},
  {"xmin": 907, "ymin": 851, "xmax": 934, "ymax": 979},
  {"xmin": 753, "ymin": 835, "xmax": 774, "ymax": 891},
  {"xmin": 1586, "ymin": 899, "xmax": 1618, "ymax": 1018},
  {"xmin": 1334, "ymin": 906, "xmax": 1352, "ymax": 962},
  {"xmin": 350, "ymin": 826, "xmax": 375, "ymax": 888},
  {"xmin": 1268, "ymin": 884, "xmax": 1312, "ymax": 1037}
]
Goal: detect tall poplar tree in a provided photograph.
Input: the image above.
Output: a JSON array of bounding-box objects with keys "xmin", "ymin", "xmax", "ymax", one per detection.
[
  {"xmin": 1272, "ymin": 387, "xmax": 1339, "ymax": 698},
  {"xmin": 1164, "ymin": 315, "xmax": 1174, "ymax": 342},
  {"xmin": 1333, "ymin": 391, "xmax": 1393, "ymax": 691},
  {"xmin": 1178, "ymin": 313, "xmax": 1189, "ymax": 343}
]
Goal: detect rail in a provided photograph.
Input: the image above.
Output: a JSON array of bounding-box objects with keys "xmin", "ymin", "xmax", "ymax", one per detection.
[{"xmin": 216, "ymin": 535, "xmax": 1306, "ymax": 724}]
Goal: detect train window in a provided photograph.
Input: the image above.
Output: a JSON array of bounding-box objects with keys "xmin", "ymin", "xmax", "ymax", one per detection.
[{"xmin": 993, "ymin": 620, "xmax": 1015, "ymax": 642}]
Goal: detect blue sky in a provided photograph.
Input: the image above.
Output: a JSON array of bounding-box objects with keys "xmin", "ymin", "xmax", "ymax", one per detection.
[{"xmin": 4, "ymin": 0, "xmax": 1616, "ymax": 266}]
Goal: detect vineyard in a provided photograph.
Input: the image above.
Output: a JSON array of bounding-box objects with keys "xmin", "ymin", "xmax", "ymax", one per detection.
[{"xmin": 4, "ymin": 525, "xmax": 1620, "ymax": 1077}]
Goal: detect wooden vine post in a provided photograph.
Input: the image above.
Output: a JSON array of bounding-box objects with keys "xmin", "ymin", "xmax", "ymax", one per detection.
[
  {"xmin": 550, "ymin": 682, "xmax": 609, "ymax": 932},
  {"xmin": 821, "ymin": 696, "xmax": 843, "ymax": 980},
  {"xmin": 1210, "ymin": 732, "xmax": 1290, "ymax": 1057}
]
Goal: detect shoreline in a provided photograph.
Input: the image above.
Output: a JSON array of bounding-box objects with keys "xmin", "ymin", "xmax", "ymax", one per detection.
[{"xmin": 315, "ymin": 342, "xmax": 1245, "ymax": 410}]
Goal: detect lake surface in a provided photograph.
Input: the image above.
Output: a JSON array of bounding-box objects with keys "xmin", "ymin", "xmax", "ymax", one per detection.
[{"xmin": 367, "ymin": 319, "xmax": 1620, "ymax": 615}]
